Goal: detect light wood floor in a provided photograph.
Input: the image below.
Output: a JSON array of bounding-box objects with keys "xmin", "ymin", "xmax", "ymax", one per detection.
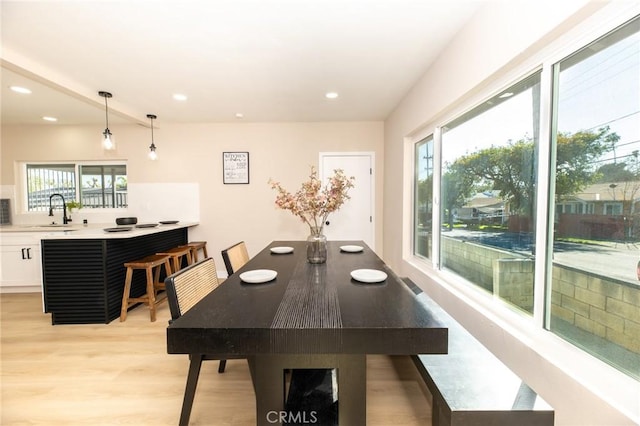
[{"xmin": 1, "ymin": 292, "xmax": 433, "ymax": 425}]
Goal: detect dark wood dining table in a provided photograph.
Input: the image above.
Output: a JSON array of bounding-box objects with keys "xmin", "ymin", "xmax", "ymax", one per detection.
[{"xmin": 166, "ymin": 240, "xmax": 448, "ymax": 425}]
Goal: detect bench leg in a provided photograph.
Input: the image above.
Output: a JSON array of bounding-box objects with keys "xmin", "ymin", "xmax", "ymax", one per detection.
[{"xmin": 432, "ymin": 396, "xmax": 451, "ymax": 426}]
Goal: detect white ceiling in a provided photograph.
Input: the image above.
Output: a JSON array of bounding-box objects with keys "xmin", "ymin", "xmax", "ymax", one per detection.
[{"xmin": 1, "ymin": 0, "xmax": 481, "ymax": 126}]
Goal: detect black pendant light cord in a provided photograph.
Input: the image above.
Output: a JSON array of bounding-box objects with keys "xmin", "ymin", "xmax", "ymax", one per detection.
[
  {"xmin": 104, "ymin": 96, "xmax": 109, "ymax": 130},
  {"xmin": 147, "ymin": 114, "xmax": 157, "ymax": 148},
  {"xmin": 98, "ymin": 91, "xmax": 113, "ymax": 131},
  {"xmin": 147, "ymin": 114, "xmax": 158, "ymax": 159}
]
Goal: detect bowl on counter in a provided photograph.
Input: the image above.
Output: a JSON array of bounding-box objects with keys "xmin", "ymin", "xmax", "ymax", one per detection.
[{"xmin": 116, "ymin": 217, "xmax": 138, "ymax": 225}]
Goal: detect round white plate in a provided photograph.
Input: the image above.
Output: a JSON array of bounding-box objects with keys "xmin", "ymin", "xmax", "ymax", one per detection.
[
  {"xmin": 350, "ymin": 269, "xmax": 388, "ymax": 283},
  {"xmin": 240, "ymin": 269, "xmax": 278, "ymax": 284},
  {"xmin": 340, "ymin": 245, "xmax": 364, "ymax": 253},
  {"xmin": 270, "ymin": 246, "xmax": 294, "ymax": 254}
]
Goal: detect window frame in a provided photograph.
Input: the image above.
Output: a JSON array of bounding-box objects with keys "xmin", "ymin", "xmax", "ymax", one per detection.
[
  {"xmin": 435, "ymin": 69, "xmax": 543, "ymax": 317},
  {"xmin": 603, "ymin": 202, "xmax": 624, "ymax": 215},
  {"xmin": 19, "ymin": 160, "xmax": 128, "ymax": 213},
  {"xmin": 413, "ymin": 134, "xmax": 435, "ymax": 260}
]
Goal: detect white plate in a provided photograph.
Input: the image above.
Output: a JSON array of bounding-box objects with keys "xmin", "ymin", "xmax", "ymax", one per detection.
[
  {"xmin": 270, "ymin": 246, "xmax": 294, "ymax": 254},
  {"xmin": 240, "ymin": 269, "xmax": 278, "ymax": 284},
  {"xmin": 350, "ymin": 269, "xmax": 387, "ymax": 283},
  {"xmin": 340, "ymin": 245, "xmax": 364, "ymax": 253}
]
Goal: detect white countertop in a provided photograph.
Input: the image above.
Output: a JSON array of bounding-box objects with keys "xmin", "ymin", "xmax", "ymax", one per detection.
[{"xmin": 0, "ymin": 222, "xmax": 198, "ymax": 239}]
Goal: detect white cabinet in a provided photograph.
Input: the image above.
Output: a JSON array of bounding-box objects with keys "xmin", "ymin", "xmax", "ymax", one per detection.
[{"xmin": 0, "ymin": 233, "xmax": 43, "ymax": 292}]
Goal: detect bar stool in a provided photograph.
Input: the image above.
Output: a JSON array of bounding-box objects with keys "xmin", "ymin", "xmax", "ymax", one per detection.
[
  {"xmin": 182, "ymin": 241, "xmax": 208, "ymax": 262},
  {"xmin": 157, "ymin": 246, "xmax": 193, "ymax": 272},
  {"xmin": 120, "ymin": 254, "xmax": 173, "ymax": 322}
]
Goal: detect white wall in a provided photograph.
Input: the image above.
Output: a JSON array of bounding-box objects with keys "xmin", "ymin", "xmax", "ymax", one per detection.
[
  {"xmin": 1, "ymin": 121, "xmax": 384, "ymax": 273},
  {"xmin": 383, "ymin": 1, "xmax": 639, "ymax": 425}
]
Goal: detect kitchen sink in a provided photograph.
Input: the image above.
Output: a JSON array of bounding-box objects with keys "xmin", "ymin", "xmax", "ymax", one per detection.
[{"xmin": 24, "ymin": 224, "xmax": 79, "ymax": 231}]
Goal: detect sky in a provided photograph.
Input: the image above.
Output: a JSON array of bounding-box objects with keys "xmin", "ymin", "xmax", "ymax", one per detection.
[{"xmin": 439, "ymin": 30, "xmax": 640, "ymax": 171}]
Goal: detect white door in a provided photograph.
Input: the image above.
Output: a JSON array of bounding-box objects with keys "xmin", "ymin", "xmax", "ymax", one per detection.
[{"xmin": 320, "ymin": 152, "xmax": 374, "ymax": 248}]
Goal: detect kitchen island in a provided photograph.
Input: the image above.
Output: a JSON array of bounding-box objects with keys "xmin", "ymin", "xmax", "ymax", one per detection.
[{"xmin": 33, "ymin": 222, "xmax": 197, "ymax": 325}]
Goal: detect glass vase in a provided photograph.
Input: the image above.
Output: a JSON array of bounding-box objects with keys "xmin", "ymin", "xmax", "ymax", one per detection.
[{"xmin": 306, "ymin": 226, "xmax": 327, "ymax": 264}]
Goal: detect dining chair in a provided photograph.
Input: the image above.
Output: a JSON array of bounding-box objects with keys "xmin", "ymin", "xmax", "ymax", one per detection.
[
  {"xmin": 165, "ymin": 257, "xmax": 231, "ymax": 426},
  {"xmin": 221, "ymin": 241, "xmax": 250, "ymax": 276}
]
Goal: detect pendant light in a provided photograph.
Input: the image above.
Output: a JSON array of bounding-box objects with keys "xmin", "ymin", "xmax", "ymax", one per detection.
[
  {"xmin": 98, "ymin": 91, "xmax": 115, "ymax": 150},
  {"xmin": 147, "ymin": 114, "xmax": 158, "ymax": 160}
]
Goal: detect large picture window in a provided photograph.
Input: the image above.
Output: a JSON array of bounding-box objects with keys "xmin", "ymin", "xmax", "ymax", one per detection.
[
  {"xmin": 549, "ymin": 16, "xmax": 640, "ymax": 379},
  {"xmin": 438, "ymin": 72, "xmax": 541, "ymax": 315},
  {"xmin": 414, "ymin": 14, "xmax": 640, "ymax": 380},
  {"xmin": 26, "ymin": 163, "xmax": 127, "ymax": 211}
]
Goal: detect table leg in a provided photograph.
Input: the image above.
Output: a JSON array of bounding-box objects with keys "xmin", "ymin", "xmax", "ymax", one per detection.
[{"xmin": 253, "ymin": 354, "xmax": 366, "ymax": 426}]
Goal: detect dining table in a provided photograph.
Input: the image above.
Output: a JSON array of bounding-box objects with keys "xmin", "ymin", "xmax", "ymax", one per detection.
[{"xmin": 166, "ymin": 240, "xmax": 448, "ymax": 425}]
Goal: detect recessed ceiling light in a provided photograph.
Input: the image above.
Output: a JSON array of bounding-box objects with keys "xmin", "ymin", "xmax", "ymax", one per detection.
[
  {"xmin": 325, "ymin": 92, "xmax": 339, "ymax": 99},
  {"xmin": 10, "ymin": 86, "xmax": 32, "ymax": 94},
  {"xmin": 173, "ymin": 93, "xmax": 187, "ymax": 101},
  {"xmin": 42, "ymin": 116, "xmax": 58, "ymax": 122}
]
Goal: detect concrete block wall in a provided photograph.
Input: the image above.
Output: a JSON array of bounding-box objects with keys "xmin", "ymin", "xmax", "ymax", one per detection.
[
  {"xmin": 442, "ymin": 236, "xmax": 640, "ymax": 355},
  {"xmin": 493, "ymin": 258, "xmax": 535, "ymax": 313},
  {"xmin": 442, "ymin": 236, "xmax": 518, "ymax": 292},
  {"xmin": 551, "ymin": 264, "xmax": 640, "ymax": 354}
]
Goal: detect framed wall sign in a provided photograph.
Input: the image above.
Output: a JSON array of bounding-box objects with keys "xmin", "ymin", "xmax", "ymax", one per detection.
[{"xmin": 223, "ymin": 152, "xmax": 250, "ymax": 184}]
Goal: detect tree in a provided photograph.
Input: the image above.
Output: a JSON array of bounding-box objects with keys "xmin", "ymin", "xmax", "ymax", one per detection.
[
  {"xmin": 443, "ymin": 126, "xmax": 618, "ymax": 223},
  {"xmin": 595, "ymin": 162, "xmax": 634, "ymax": 183},
  {"xmin": 416, "ymin": 174, "xmax": 433, "ymax": 227},
  {"xmin": 555, "ymin": 126, "xmax": 617, "ymax": 198},
  {"xmin": 441, "ymin": 161, "xmax": 474, "ymax": 229},
  {"xmin": 454, "ymin": 136, "xmax": 536, "ymax": 215},
  {"xmin": 598, "ymin": 150, "xmax": 640, "ymax": 239}
]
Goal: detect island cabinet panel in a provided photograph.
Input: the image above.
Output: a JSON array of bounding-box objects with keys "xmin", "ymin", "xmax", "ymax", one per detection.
[{"xmin": 42, "ymin": 228, "xmax": 187, "ymax": 324}]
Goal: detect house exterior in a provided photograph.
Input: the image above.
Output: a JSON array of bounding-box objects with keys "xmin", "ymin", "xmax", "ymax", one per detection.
[
  {"xmin": 556, "ymin": 181, "xmax": 640, "ymax": 240},
  {"xmin": 455, "ymin": 190, "xmax": 508, "ymax": 226}
]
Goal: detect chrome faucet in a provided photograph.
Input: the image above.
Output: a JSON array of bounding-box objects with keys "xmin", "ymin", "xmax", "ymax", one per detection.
[{"xmin": 49, "ymin": 193, "xmax": 69, "ymax": 224}]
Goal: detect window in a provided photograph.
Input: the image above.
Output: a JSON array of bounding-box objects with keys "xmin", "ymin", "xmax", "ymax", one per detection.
[
  {"xmin": 80, "ymin": 165, "xmax": 128, "ymax": 208},
  {"xmin": 549, "ymin": 16, "xmax": 639, "ymax": 378},
  {"xmin": 26, "ymin": 164, "xmax": 76, "ymax": 211},
  {"xmin": 414, "ymin": 136, "xmax": 434, "ymax": 259},
  {"xmin": 438, "ymin": 71, "xmax": 541, "ymax": 315},
  {"xmin": 556, "ymin": 202, "xmax": 595, "ymax": 214},
  {"xmin": 26, "ymin": 163, "xmax": 127, "ymax": 211},
  {"xmin": 412, "ymin": 13, "xmax": 639, "ymax": 380},
  {"xmin": 603, "ymin": 202, "xmax": 623, "ymax": 215}
]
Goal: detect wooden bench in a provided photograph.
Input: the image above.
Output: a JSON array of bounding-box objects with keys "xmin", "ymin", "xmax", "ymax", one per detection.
[{"xmin": 404, "ymin": 279, "xmax": 554, "ymax": 426}]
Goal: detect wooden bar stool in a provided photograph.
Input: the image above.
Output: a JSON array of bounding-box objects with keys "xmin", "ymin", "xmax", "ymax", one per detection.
[
  {"xmin": 182, "ymin": 241, "xmax": 208, "ymax": 262},
  {"xmin": 157, "ymin": 246, "xmax": 193, "ymax": 272},
  {"xmin": 120, "ymin": 254, "xmax": 173, "ymax": 322}
]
